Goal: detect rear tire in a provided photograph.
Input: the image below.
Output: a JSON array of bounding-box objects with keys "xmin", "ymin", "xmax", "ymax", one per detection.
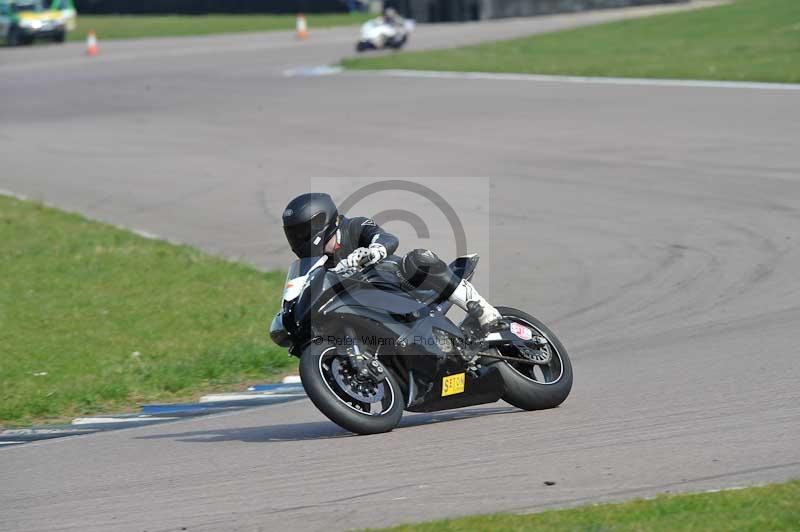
[
  {"xmin": 494, "ymin": 307, "xmax": 573, "ymax": 411},
  {"xmin": 53, "ymin": 31, "xmax": 66, "ymax": 43},
  {"xmin": 299, "ymin": 340, "xmax": 404, "ymax": 435}
]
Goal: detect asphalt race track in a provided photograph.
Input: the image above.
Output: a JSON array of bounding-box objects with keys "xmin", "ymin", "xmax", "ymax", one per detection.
[{"xmin": 2, "ymin": 3, "xmax": 800, "ymax": 531}]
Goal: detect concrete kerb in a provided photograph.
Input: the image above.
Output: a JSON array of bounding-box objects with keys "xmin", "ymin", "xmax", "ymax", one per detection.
[{"xmin": 1, "ymin": 381, "xmax": 306, "ymax": 446}]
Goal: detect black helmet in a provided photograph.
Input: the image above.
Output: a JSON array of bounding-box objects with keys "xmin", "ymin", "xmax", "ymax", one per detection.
[{"xmin": 282, "ymin": 193, "xmax": 339, "ymax": 258}]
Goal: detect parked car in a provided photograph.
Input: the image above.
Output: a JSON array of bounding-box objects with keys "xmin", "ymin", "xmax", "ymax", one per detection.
[{"xmin": 1, "ymin": 0, "xmax": 76, "ymax": 46}]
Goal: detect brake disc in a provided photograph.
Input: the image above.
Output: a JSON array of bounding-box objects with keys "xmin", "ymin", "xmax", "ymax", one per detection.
[
  {"xmin": 331, "ymin": 357, "xmax": 385, "ymax": 403},
  {"xmin": 519, "ymin": 345, "xmax": 553, "ymax": 365}
]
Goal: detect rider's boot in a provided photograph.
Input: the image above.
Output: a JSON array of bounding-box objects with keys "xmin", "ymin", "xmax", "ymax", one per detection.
[{"xmin": 448, "ymin": 279, "xmax": 505, "ymax": 335}]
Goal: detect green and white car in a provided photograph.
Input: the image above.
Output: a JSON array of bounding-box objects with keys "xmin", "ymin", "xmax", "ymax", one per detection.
[{"xmin": 1, "ymin": 0, "xmax": 76, "ymax": 46}]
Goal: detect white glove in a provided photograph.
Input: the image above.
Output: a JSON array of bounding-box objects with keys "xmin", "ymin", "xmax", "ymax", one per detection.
[
  {"xmin": 367, "ymin": 243, "xmax": 388, "ymax": 265},
  {"xmin": 335, "ymin": 245, "xmax": 387, "ymax": 273},
  {"xmin": 332, "ymin": 260, "xmax": 355, "ymax": 275},
  {"xmin": 343, "ymin": 247, "xmax": 371, "ymax": 269}
]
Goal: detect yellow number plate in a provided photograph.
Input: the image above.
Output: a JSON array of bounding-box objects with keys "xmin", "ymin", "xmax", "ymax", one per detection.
[{"xmin": 442, "ymin": 373, "xmax": 465, "ymax": 397}]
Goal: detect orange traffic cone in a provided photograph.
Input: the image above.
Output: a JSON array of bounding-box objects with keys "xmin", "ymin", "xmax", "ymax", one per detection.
[
  {"xmin": 86, "ymin": 30, "xmax": 98, "ymax": 56},
  {"xmin": 296, "ymin": 14, "xmax": 308, "ymax": 40}
]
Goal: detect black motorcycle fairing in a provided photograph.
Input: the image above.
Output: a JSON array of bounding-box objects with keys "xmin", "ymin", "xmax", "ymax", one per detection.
[
  {"xmin": 323, "ymin": 295, "xmax": 502, "ymax": 412},
  {"xmin": 281, "ymin": 254, "xmax": 479, "ymax": 343},
  {"xmin": 269, "ymin": 312, "xmax": 291, "ymax": 347},
  {"xmin": 317, "ymin": 311, "xmax": 504, "ymax": 412},
  {"xmin": 391, "ymin": 314, "xmax": 504, "ymax": 410},
  {"xmin": 282, "ymin": 257, "xmax": 329, "ymax": 341},
  {"xmin": 323, "ymin": 279, "xmax": 429, "ymax": 323},
  {"xmin": 286, "ymin": 269, "xmax": 324, "ymax": 327},
  {"xmin": 283, "ymin": 254, "xmax": 477, "ymax": 324},
  {"xmin": 406, "ymin": 364, "xmax": 504, "ymax": 412},
  {"xmin": 283, "ymin": 263, "xmax": 421, "ymax": 347},
  {"xmin": 395, "ymin": 311, "xmax": 464, "ymax": 349}
]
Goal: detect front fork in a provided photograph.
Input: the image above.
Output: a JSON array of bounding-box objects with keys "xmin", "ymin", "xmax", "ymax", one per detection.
[{"xmin": 342, "ymin": 326, "xmax": 386, "ymax": 383}]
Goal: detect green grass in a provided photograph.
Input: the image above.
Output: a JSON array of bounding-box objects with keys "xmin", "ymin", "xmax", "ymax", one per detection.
[
  {"xmin": 66, "ymin": 13, "xmax": 371, "ymax": 42},
  {"xmin": 0, "ymin": 195, "xmax": 294, "ymax": 427},
  {"xmin": 343, "ymin": 0, "xmax": 800, "ymax": 83},
  {"xmin": 376, "ymin": 480, "xmax": 800, "ymax": 531}
]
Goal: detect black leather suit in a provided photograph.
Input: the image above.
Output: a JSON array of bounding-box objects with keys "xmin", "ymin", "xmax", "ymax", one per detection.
[{"xmin": 328, "ymin": 216, "xmax": 459, "ymax": 302}]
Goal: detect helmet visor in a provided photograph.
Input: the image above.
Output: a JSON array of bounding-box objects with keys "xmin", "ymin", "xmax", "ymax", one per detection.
[{"xmin": 284, "ymin": 212, "xmax": 329, "ymax": 257}]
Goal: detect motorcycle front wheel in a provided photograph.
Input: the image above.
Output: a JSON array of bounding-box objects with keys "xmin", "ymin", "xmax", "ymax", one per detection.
[
  {"xmin": 493, "ymin": 306, "xmax": 573, "ymax": 411},
  {"xmin": 355, "ymin": 41, "xmax": 373, "ymax": 52},
  {"xmin": 388, "ymin": 35, "xmax": 407, "ymax": 49},
  {"xmin": 299, "ymin": 340, "xmax": 404, "ymax": 434}
]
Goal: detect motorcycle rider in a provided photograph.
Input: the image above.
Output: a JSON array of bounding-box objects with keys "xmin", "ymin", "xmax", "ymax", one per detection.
[
  {"xmin": 282, "ymin": 192, "xmax": 504, "ymax": 334},
  {"xmin": 381, "ymin": 7, "xmax": 405, "ymax": 32}
]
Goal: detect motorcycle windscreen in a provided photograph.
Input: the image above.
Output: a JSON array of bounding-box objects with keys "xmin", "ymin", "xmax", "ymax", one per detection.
[{"xmin": 284, "ymin": 256, "xmax": 327, "ymax": 301}]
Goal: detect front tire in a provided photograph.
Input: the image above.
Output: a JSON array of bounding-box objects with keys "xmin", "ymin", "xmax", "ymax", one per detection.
[
  {"xmin": 494, "ymin": 307, "xmax": 573, "ymax": 411},
  {"xmin": 389, "ymin": 35, "xmax": 407, "ymax": 49},
  {"xmin": 299, "ymin": 340, "xmax": 404, "ymax": 435}
]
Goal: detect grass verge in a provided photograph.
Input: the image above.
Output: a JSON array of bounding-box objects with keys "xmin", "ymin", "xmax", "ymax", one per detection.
[
  {"xmin": 0, "ymin": 195, "xmax": 293, "ymax": 427},
  {"xmin": 67, "ymin": 13, "xmax": 371, "ymax": 42},
  {"xmin": 343, "ymin": 0, "xmax": 800, "ymax": 83},
  {"xmin": 375, "ymin": 480, "xmax": 800, "ymax": 531}
]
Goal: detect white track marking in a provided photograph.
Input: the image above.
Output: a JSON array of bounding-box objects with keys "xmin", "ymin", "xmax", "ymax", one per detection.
[
  {"xmin": 347, "ymin": 69, "xmax": 800, "ymax": 91},
  {"xmin": 71, "ymin": 416, "xmax": 177, "ymax": 425},
  {"xmin": 198, "ymin": 392, "xmax": 306, "ymax": 403},
  {"xmin": 131, "ymin": 229, "xmax": 162, "ymax": 240},
  {"xmin": 284, "ymin": 65, "xmax": 343, "ymax": 77},
  {"xmin": 0, "ymin": 188, "xmax": 170, "ymax": 242},
  {"xmin": 0, "ymin": 188, "xmax": 29, "ymax": 201}
]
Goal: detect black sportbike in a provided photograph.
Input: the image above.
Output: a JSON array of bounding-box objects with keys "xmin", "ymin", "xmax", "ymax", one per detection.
[{"xmin": 270, "ymin": 254, "xmax": 572, "ymax": 434}]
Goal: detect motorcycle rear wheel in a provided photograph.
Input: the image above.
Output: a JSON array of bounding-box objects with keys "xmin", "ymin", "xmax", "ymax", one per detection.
[
  {"xmin": 494, "ymin": 306, "xmax": 573, "ymax": 411},
  {"xmin": 299, "ymin": 340, "xmax": 404, "ymax": 434}
]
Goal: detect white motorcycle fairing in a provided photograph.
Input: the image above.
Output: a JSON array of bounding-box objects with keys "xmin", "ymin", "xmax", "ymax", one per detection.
[{"xmin": 356, "ymin": 18, "xmax": 414, "ymax": 52}]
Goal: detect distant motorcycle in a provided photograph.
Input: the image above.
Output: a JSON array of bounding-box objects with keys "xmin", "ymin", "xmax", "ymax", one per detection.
[
  {"xmin": 270, "ymin": 253, "xmax": 573, "ymax": 435},
  {"xmin": 356, "ymin": 17, "xmax": 414, "ymax": 52}
]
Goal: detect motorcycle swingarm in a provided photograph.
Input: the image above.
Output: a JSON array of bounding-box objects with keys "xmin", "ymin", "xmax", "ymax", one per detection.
[
  {"xmin": 476, "ymin": 331, "xmax": 550, "ymax": 366},
  {"xmin": 477, "ymin": 350, "xmax": 545, "ymax": 367}
]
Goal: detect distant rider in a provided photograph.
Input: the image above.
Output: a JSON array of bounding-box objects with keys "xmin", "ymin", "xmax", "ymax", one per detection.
[
  {"xmin": 282, "ymin": 193, "xmax": 504, "ymax": 335},
  {"xmin": 381, "ymin": 7, "xmax": 405, "ymax": 31}
]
